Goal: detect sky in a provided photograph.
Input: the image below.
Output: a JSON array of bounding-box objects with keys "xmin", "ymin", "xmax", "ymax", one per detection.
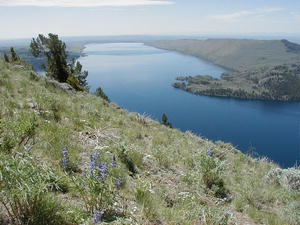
[{"xmin": 0, "ymin": 0, "xmax": 300, "ymax": 39}]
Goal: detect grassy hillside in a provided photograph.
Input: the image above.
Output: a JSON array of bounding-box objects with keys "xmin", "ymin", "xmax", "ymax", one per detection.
[
  {"xmin": 147, "ymin": 39, "xmax": 300, "ymax": 71},
  {"xmin": 1, "ymin": 60, "xmax": 300, "ymax": 225}
]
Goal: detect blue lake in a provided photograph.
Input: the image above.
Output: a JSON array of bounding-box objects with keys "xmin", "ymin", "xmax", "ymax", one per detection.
[{"xmin": 79, "ymin": 43, "xmax": 300, "ymax": 168}]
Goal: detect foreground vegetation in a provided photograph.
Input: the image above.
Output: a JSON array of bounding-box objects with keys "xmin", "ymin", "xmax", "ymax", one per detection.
[{"xmin": 1, "ymin": 56, "xmax": 300, "ymax": 224}]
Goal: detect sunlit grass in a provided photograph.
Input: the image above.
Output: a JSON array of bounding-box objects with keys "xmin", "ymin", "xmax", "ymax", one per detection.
[{"xmin": 0, "ymin": 59, "xmax": 300, "ymax": 224}]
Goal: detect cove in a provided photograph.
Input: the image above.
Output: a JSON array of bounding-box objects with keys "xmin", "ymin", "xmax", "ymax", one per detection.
[{"xmin": 79, "ymin": 43, "xmax": 300, "ymax": 168}]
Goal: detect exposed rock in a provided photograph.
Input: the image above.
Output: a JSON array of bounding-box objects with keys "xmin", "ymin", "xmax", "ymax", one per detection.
[
  {"xmin": 45, "ymin": 79, "xmax": 75, "ymax": 93},
  {"xmin": 27, "ymin": 102, "xmax": 37, "ymax": 109},
  {"xmin": 265, "ymin": 168, "xmax": 300, "ymax": 191}
]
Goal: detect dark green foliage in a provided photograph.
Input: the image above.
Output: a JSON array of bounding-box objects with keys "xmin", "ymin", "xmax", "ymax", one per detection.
[
  {"xmin": 10, "ymin": 47, "xmax": 20, "ymax": 62},
  {"xmin": 69, "ymin": 58, "xmax": 89, "ymax": 88},
  {"xmin": 30, "ymin": 34, "xmax": 88, "ymax": 90},
  {"xmin": 199, "ymin": 155, "xmax": 228, "ymax": 198},
  {"xmin": 161, "ymin": 113, "xmax": 172, "ymax": 128},
  {"xmin": 118, "ymin": 146, "xmax": 138, "ymax": 175},
  {"xmin": 95, "ymin": 87, "xmax": 110, "ymax": 102},
  {"xmin": 3, "ymin": 52, "xmax": 9, "ymax": 62},
  {"xmin": 30, "ymin": 34, "xmax": 69, "ymax": 82}
]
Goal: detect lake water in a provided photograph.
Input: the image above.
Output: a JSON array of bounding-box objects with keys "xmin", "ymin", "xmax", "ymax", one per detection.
[{"xmin": 79, "ymin": 43, "xmax": 300, "ymax": 168}]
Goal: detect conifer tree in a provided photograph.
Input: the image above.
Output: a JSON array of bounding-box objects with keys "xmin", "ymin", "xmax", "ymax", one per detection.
[
  {"xmin": 95, "ymin": 87, "xmax": 110, "ymax": 102},
  {"xmin": 30, "ymin": 34, "xmax": 69, "ymax": 82},
  {"xmin": 161, "ymin": 113, "xmax": 172, "ymax": 128},
  {"xmin": 10, "ymin": 47, "xmax": 20, "ymax": 62},
  {"xmin": 69, "ymin": 59, "xmax": 89, "ymax": 88},
  {"xmin": 30, "ymin": 33, "xmax": 88, "ymax": 91}
]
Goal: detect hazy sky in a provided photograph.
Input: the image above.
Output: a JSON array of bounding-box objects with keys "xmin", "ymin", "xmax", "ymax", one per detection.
[{"xmin": 0, "ymin": 0, "xmax": 299, "ymax": 39}]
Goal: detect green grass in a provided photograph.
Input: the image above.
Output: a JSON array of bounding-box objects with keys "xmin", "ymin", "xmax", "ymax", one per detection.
[{"xmin": 0, "ymin": 59, "xmax": 300, "ymax": 224}]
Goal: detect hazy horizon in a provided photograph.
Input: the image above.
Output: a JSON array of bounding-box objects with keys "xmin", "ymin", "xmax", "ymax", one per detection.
[{"xmin": 1, "ymin": 0, "xmax": 300, "ymax": 40}]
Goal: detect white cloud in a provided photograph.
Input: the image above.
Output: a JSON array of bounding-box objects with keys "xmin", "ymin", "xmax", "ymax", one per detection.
[
  {"xmin": 211, "ymin": 8, "xmax": 284, "ymax": 21},
  {"xmin": 0, "ymin": 0, "xmax": 174, "ymax": 7}
]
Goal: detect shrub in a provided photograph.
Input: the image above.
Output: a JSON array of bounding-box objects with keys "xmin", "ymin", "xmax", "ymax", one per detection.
[
  {"xmin": 161, "ymin": 113, "xmax": 172, "ymax": 128},
  {"xmin": 199, "ymin": 155, "xmax": 228, "ymax": 198},
  {"xmin": 117, "ymin": 145, "xmax": 138, "ymax": 175},
  {"xmin": 0, "ymin": 152, "xmax": 69, "ymax": 225},
  {"xmin": 95, "ymin": 87, "xmax": 110, "ymax": 102},
  {"xmin": 0, "ymin": 113, "xmax": 37, "ymax": 153}
]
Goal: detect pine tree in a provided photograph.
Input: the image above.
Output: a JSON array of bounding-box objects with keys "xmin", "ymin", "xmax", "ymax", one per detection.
[
  {"xmin": 161, "ymin": 113, "xmax": 172, "ymax": 128},
  {"xmin": 95, "ymin": 87, "xmax": 110, "ymax": 102},
  {"xmin": 10, "ymin": 47, "xmax": 20, "ymax": 62},
  {"xmin": 30, "ymin": 34, "xmax": 69, "ymax": 83},
  {"xmin": 69, "ymin": 59, "xmax": 89, "ymax": 88},
  {"xmin": 162, "ymin": 113, "xmax": 168, "ymax": 125},
  {"xmin": 30, "ymin": 34, "xmax": 88, "ymax": 91}
]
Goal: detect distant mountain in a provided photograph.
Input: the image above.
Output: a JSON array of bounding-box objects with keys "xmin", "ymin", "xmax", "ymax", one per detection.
[
  {"xmin": 147, "ymin": 39, "xmax": 300, "ymax": 71},
  {"xmin": 147, "ymin": 38, "xmax": 300, "ymax": 101}
]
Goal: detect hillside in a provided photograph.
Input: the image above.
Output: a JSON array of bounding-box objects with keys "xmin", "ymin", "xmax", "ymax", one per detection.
[
  {"xmin": 1, "ymin": 60, "xmax": 300, "ymax": 225},
  {"xmin": 147, "ymin": 39, "xmax": 300, "ymax": 71}
]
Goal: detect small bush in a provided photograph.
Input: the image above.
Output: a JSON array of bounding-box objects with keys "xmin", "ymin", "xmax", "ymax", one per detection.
[
  {"xmin": 199, "ymin": 155, "xmax": 228, "ymax": 198},
  {"xmin": 0, "ymin": 153, "xmax": 69, "ymax": 225},
  {"xmin": 0, "ymin": 113, "xmax": 37, "ymax": 153},
  {"xmin": 95, "ymin": 87, "xmax": 110, "ymax": 102},
  {"xmin": 117, "ymin": 145, "xmax": 138, "ymax": 175}
]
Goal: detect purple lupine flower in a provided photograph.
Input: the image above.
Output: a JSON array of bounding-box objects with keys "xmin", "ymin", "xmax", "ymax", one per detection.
[
  {"xmin": 115, "ymin": 179, "xmax": 122, "ymax": 189},
  {"xmin": 61, "ymin": 146, "xmax": 69, "ymax": 170},
  {"xmin": 93, "ymin": 209, "xmax": 103, "ymax": 224},
  {"xmin": 207, "ymin": 151, "xmax": 214, "ymax": 157},
  {"xmin": 98, "ymin": 162, "xmax": 108, "ymax": 180},
  {"xmin": 111, "ymin": 155, "xmax": 117, "ymax": 167},
  {"xmin": 90, "ymin": 152, "xmax": 100, "ymax": 176}
]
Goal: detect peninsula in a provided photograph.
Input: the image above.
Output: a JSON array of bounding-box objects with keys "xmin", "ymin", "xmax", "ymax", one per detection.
[{"xmin": 147, "ymin": 39, "xmax": 300, "ymax": 101}]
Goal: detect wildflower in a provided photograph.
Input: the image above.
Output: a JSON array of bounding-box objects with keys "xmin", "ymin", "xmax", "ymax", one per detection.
[
  {"xmin": 61, "ymin": 146, "xmax": 69, "ymax": 170},
  {"xmin": 111, "ymin": 155, "xmax": 117, "ymax": 167},
  {"xmin": 98, "ymin": 162, "xmax": 108, "ymax": 180},
  {"xmin": 90, "ymin": 152, "xmax": 100, "ymax": 176},
  {"xmin": 115, "ymin": 179, "xmax": 122, "ymax": 189},
  {"xmin": 207, "ymin": 151, "xmax": 214, "ymax": 157},
  {"xmin": 93, "ymin": 209, "xmax": 104, "ymax": 224}
]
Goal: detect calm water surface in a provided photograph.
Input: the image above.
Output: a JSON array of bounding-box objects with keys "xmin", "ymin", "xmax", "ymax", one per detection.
[{"xmin": 79, "ymin": 43, "xmax": 300, "ymax": 168}]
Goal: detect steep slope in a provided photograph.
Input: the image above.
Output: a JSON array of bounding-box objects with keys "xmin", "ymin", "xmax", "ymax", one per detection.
[{"xmin": 0, "ymin": 60, "xmax": 300, "ymax": 225}]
